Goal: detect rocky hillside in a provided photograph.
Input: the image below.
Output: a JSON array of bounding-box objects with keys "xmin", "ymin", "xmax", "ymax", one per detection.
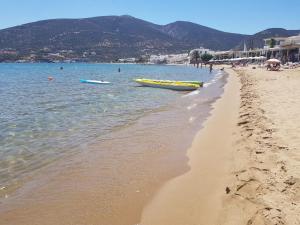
[
  {"xmin": 0, "ymin": 15, "xmax": 247, "ymax": 61},
  {"xmin": 0, "ymin": 15, "xmax": 299, "ymax": 61}
]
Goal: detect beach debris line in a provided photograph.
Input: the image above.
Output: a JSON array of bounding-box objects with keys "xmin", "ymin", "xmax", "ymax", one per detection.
[{"xmin": 134, "ymin": 78, "xmax": 203, "ymax": 91}]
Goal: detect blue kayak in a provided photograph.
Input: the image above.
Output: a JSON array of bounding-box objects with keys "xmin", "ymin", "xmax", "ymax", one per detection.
[{"xmin": 80, "ymin": 79, "xmax": 111, "ymax": 84}]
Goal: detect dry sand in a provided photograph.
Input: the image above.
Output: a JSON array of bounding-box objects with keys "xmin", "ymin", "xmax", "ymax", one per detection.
[
  {"xmin": 219, "ymin": 67, "xmax": 300, "ymax": 225},
  {"xmin": 140, "ymin": 67, "xmax": 300, "ymax": 225}
]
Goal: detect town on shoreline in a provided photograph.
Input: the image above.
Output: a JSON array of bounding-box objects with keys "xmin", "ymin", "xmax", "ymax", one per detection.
[{"xmin": 1, "ymin": 35, "xmax": 299, "ymax": 65}]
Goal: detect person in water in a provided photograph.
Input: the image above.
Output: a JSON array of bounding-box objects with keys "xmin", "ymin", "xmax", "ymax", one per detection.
[
  {"xmin": 209, "ymin": 63, "xmax": 213, "ymax": 73},
  {"xmin": 118, "ymin": 67, "xmax": 121, "ymax": 72}
]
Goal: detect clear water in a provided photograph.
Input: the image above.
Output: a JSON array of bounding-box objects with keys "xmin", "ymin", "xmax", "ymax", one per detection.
[{"xmin": 0, "ymin": 63, "xmax": 216, "ymax": 190}]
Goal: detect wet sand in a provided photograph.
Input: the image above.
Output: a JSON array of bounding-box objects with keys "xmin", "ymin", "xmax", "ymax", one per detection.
[
  {"xmin": 140, "ymin": 67, "xmax": 300, "ymax": 224},
  {"xmin": 140, "ymin": 68, "xmax": 241, "ymax": 225},
  {"xmin": 1, "ymin": 109, "xmax": 193, "ymax": 225}
]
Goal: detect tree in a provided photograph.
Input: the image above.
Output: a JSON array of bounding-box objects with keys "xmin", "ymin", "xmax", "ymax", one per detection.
[
  {"xmin": 201, "ymin": 53, "xmax": 213, "ymax": 63},
  {"xmin": 269, "ymin": 38, "xmax": 276, "ymax": 48},
  {"xmin": 135, "ymin": 56, "xmax": 149, "ymax": 63},
  {"xmin": 189, "ymin": 50, "xmax": 200, "ymax": 67}
]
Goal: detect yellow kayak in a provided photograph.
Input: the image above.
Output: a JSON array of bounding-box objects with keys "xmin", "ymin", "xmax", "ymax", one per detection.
[{"xmin": 134, "ymin": 79, "xmax": 202, "ymax": 91}]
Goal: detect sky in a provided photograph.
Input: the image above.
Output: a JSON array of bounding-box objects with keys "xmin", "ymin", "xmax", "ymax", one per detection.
[{"xmin": 0, "ymin": 0, "xmax": 299, "ymax": 34}]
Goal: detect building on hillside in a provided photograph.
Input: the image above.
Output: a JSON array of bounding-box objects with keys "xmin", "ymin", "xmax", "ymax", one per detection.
[
  {"xmin": 118, "ymin": 57, "xmax": 136, "ymax": 63},
  {"xmin": 263, "ymin": 35, "xmax": 300, "ymax": 62},
  {"xmin": 263, "ymin": 37, "xmax": 287, "ymax": 49},
  {"xmin": 0, "ymin": 50, "xmax": 18, "ymax": 55},
  {"xmin": 189, "ymin": 47, "xmax": 215, "ymax": 56},
  {"xmin": 212, "ymin": 35, "xmax": 300, "ymax": 63},
  {"xmin": 149, "ymin": 54, "xmax": 189, "ymax": 64}
]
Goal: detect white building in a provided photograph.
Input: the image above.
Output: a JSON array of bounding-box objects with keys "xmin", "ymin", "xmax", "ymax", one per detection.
[
  {"xmin": 280, "ymin": 35, "xmax": 300, "ymax": 47},
  {"xmin": 213, "ymin": 35, "xmax": 300, "ymax": 63},
  {"xmin": 189, "ymin": 47, "xmax": 215, "ymax": 56},
  {"xmin": 263, "ymin": 37, "xmax": 287, "ymax": 49},
  {"xmin": 118, "ymin": 58, "xmax": 136, "ymax": 63},
  {"xmin": 149, "ymin": 53, "xmax": 189, "ymax": 64}
]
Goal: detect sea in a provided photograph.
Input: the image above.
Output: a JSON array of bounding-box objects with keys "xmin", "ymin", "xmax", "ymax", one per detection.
[{"xmin": 0, "ymin": 63, "xmax": 226, "ymax": 224}]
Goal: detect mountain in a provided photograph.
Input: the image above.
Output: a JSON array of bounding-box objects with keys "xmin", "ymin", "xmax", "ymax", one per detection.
[
  {"xmin": 0, "ymin": 15, "xmax": 180, "ymax": 61},
  {"xmin": 0, "ymin": 15, "xmax": 248, "ymax": 61},
  {"xmin": 161, "ymin": 21, "xmax": 248, "ymax": 51},
  {"xmin": 236, "ymin": 28, "xmax": 300, "ymax": 50},
  {"xmin": 0, "ymin": 15, "xmax": 299, "ymax": 62}
]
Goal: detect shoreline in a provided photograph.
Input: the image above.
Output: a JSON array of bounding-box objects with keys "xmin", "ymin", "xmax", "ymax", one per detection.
[
  {"xmin": 139, "ymin": 68, "xmax": 241, "ymax": 224},
  {"xmin": 140, "ymin": 66, "xmax": 300, "ymax": 224},
  {"xmin": 0, "ymin": 62, "xmax": 210, "ymax": 198},
  {"xmin": 0, "ymin": 67, "xmax": 225, "ymax": 225},
  {"xmin": 4, "ymin": 65, "xmax": 299, "ymax": 224}
]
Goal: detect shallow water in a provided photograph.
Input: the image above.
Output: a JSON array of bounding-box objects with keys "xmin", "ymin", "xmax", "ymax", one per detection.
[
  {"xmin": 0, "ymin": 63, "xmax": 227, "ymax": 225},
  {"xmin": 0, "ymin": 63, "xmax": 217, "ymax": 194}
]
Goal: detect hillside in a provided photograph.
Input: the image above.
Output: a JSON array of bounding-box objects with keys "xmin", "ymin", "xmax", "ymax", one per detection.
[
  {"xmin": 161, "ymin": 21, "xmax": 248, "ymax": 51},
  {"xmin": 0, "ymin": 15, "xmax": 299, "ymax": 62},
  {"xmin": 0, "ymin": 15, "xmax": 247, "ymax": 61},
  {"xmin": 236, "ymin": 28, "xmax": 300, "ymax": 50}
]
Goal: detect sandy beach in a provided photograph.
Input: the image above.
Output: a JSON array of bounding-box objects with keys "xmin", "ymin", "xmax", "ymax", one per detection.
[
  {"xmin": 1, "ymin": 66, "xmax": 300, "ymax": 225},
  {"xmin": 219, "ymin": 67, "xmax": 300, "ymax": 225},
  {"xmin": 1, "ymin": 2, "xmax": 299, "ymax": 224},
  {"xmin": 0, "ymin": 65, "xmax": 223, "ymax": 225},
  {"xmin": 140, "ymin": 66, "xmax": 300, "ymax": 224}
]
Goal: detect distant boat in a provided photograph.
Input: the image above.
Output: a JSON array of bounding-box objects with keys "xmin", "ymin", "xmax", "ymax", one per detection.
[
  {"xmin": 134, "ymin": 79, "xmax": 202, "ymax": 91},
  {"xmin": 80, "ymin": 79, "xmax": 111, "ymax": 84}
]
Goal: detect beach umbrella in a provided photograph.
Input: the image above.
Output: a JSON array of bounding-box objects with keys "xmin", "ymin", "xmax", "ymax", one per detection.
[
  {"xmin": 256, "ymin": 56, "xmax": 266, "ymax": 61},
  {"xmin": 267, "ymin": 58, "xmax": 280, "ymax": 64}
]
